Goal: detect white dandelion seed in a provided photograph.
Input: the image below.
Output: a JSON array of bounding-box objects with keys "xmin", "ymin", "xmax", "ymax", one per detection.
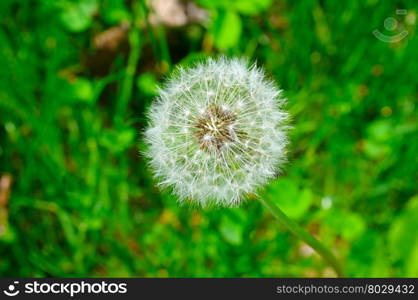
[{"xmin": 144, "ymin": 57, "xmax": 289, "ymax": 206}]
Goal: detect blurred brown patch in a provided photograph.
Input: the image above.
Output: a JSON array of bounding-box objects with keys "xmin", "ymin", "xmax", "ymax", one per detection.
[
  {"xmin": 371, "ymin": 65, "xmax": 384, "ymax": 77},
  {"xmin": 0, "ymin": 174, "xmax": 12, "ymax": 207},
  {"xmin": 93, "ymin": 22, "xmax": 130, "ymax": 51},
  {"xmin": 83, "ymin": 23, "xmax": 130, "ymax": 78},
  {"xmin": 358, "ymin": 84, "xmax": 369, "ymax": 99},
  {"xmin": 0, "ymin": 173, "xmax": 13, "ymax": 236},
  {"xmin": 150, "ymin": 0, "xmax": 207, "ymax": 27}
]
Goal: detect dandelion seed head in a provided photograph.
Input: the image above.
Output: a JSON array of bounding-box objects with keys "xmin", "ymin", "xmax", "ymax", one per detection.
[{"xmin": 144, "ymin": 57, "xmax": 289, "ymax": 206}]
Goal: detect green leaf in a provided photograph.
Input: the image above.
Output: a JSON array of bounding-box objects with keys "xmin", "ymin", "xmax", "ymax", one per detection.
[
  {"xmin": 348, "ymin": 230, "xmax": 390, "ymax": 277},
  {"xmin": 137, "ymin": 73, "xmax": 159, "ymax": 96},
  {"xmin": 363, "ymin": 140, "xmax": 390, "ymax": 158},
  {"xmin": 363, "ymin": 119, "xmax": 394, "ymax": 158},
  {"xmin": 101, "ymin": 0, "xmax": 131, "ymax": 24},
  {"xmin": 212, "ymin": 10, "xmax": 242, "ymax": 50},
  {"xmin": 60, "ymin": 0, "xmax": 98, "ymax": 32},
  {"xmin": 196, "ymin": 0, "xmax": 225, "ymax": 9},
  {"xmin": 264, "ymin": 179, "xmax": 313, "ymax": 220},
  {"xmin": 388, "ymin": 195, "xmax": 418, "ymax": 276},
  {"xmin": 198, "ymin": 0, "xmax": 273, "ymax": 15},
  {"xmin": 233, "ymin": 0, "xmax": 273, "ymax": 16},
  {"xmin": 99, "ymin": 128, "xmax": 136, "ymax": 153},
  {"xmin": 366, "ymin": 119, "xmax": 392, "ymax": 142},
  {"xmin": 219, "ymin": 214, "xmax": 243, "ymax": 245},
  {"xmin": 323, "ymin": 210, "xmax": 366, "ymax": 241},
  {"xmin": 71, "ymin": 78, "xmax": 94, "ymax": 103}
]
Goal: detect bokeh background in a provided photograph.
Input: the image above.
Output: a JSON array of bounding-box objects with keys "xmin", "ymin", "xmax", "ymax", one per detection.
[{"xmin": 0, "ymin": 0, "xmax": 417, "ymax": 277}]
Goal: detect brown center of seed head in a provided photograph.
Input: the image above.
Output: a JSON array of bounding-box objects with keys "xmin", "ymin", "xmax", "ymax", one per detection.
[{"xmin": 194, "ymin": 105, "xmax": 238, "ymax": 152}]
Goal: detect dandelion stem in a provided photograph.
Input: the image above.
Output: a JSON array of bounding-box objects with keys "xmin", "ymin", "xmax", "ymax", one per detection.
[{"xmin": 258, "ymin": 196, "xmax": 344, "ymax": 277}]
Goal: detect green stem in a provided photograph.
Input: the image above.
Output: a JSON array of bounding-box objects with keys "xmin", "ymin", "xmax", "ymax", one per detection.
[
  {"xmin": 115, "ymin": 1, "xmax": 142, "ymax": 124},
  {"xmin": 156, "ymin": 25, "xmax": 172, "ymax": 69},
  {"xmin": 139, "ymin": 0, "xmax": 171, "ymax": 71},
  {"xmin": 139, "ymin": 0, "xmax": 160, "ymax": 62},
  {"xmin": 258, "ymin": 196, "xmax": 344, "ymax": 277}
]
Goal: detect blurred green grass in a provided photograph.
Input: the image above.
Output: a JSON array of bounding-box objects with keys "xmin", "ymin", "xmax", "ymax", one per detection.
[{"xmin": 0, "ymin": 0, "xmax": 417, "ymax": 277}]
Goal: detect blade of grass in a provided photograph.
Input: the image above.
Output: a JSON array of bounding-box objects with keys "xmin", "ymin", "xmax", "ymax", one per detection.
[
  {"xmin": 139, "ymin": 0, "xmax": 160, "ymax": 63},
  {"xmin": 115, "ymin": 1, "xmax": 143, "ymax": 124}
]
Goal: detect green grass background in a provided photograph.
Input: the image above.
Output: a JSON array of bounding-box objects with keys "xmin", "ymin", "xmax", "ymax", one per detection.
[{"xmin": 0, "ymin": 0, "xmax": 417, "ymax": 277}]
